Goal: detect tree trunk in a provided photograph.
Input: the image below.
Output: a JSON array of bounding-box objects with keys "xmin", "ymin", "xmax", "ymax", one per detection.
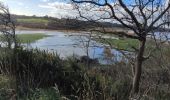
[{"xmin": 132, "ymin": 39, "xmax": 146, "ymax": 94}]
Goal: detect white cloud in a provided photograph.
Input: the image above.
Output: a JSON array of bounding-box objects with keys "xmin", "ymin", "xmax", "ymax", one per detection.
[
  {"xmin": 38, "ymin": 1, "xmax": 107, "ymax": 19},
  {"xmin": 41, "ymin": 0, "xmax": 50, "ymax": 2},
  {"xmin": 38, "ymin": 4, "xmax": 55, "ymax": 9},
  {"xmin": 38, "ymin": 1, "xmax": 77, "ymax": 18},
  {"xmin": 18, "ymin": 2, "xmax": 23, "ymax": 6},
  {"xmin": 39, "ymin": 2, "xmax": 74, "ymax": 10}
]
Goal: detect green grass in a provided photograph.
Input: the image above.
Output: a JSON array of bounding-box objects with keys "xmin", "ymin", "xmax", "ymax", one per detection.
[
  {"xmin": 95, "ymin": 38, "xmax": 139, "ymax": 51},
  {"xmin": 20, "ymin": 88, "xmax": 61, "ymax": 100},
  {"xmin": 0, "ymin": 75, "xmax": 61, "ymax": 100},
  {"xmin": 0, "ymin": 34, "xmax": 49, "ymax": 43},
  {"xmin": 0, "ymin": 75, "xmax": 15, "ymax": 89},
  {"xmin": 0, "ymin": 74, "xmax": 16, "ymax": 100},
  {"xmin": 17, "ymin": 18, "xmax": 49, "ymax": 24},
  {"xmin": 17, "ymin": 34, "xmax": 49, "ymax": 43}
]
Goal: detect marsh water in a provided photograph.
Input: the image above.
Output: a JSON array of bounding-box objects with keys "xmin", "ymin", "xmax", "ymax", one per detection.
[
  {"xmin": 14, "ymin": 30, "xmax": 170, "ymax": 64},
  {"xmin": 16, "ymin": 30, "xmax": 126, "ymax": 64}
]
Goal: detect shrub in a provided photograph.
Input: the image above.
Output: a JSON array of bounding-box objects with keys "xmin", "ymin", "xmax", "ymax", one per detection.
[{"xmin": 0, "ymin": 48, "xmax": 115, "ymax": 99}]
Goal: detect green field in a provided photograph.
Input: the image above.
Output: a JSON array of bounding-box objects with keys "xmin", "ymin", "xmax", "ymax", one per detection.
[
  {"xmin": 17, "ymin": 18, "xmax": 49, "ymax": 24},
  {"xmin": 17, "ymin": 34, "xmax": 49, "ymax": 43},
  {"xmin": 0, "ymin": 34, "xmax": 49, "ymax": 43},
  {"xmin": 95, "ymin": 38, "xmax": 139, "ymax": 51}
]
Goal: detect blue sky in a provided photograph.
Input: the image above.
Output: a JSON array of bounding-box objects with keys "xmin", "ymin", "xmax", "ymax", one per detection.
[
  {"xmin": 0, "ymin": 0, "xmax": 166, "ymax": 19},
  {"xmin": 0, "ymin": 0, "xmax": 76, "ymax": 18}
]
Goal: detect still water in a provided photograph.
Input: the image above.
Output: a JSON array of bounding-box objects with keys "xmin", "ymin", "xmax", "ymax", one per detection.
[{"xmin": 16, "ymin": 30, "xmax": 126, "ymax": 64}]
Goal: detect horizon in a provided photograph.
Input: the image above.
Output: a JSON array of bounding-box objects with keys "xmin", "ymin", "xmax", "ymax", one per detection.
[
  {"xmin": 0, "ymin": 0, "xmax": 167, "ymax": 20},
  {"xmin": 0, "ymin": 0, "xmax": 77, "ymax": 18}
]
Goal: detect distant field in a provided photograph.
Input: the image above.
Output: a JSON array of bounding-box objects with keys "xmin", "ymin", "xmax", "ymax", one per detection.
[
  {"xmin": 95, "ymin": 38, "xmax": 139, "ymax": 51},
  {"xmin": 0, "ymin": 34, "xmax": 49, "ymax": 43},
  {"xmin": 17, "ymin": 34, "xmax": 49, "ymax": 43},
  {"xmin": 17, "ymin": 18, "xmax": 49, "ymax": 24}
]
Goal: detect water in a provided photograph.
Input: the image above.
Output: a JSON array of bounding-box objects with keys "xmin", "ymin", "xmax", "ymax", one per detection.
[{"xmin": 16, "ymin": 30, "xmax": 126, "ymax": 64}]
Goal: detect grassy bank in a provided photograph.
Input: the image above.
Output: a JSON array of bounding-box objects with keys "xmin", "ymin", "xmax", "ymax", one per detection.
[
  {"xmin": 0, "ymin": 33, "xmax": 49, "ymax": 43},
  {"xmin": 17, "ymin": 18, "xmax": 49, "ymax": 24},
  {"xmin": 0, "ymin": 48, "xmax": 114, "ymax": 99},
  {"xmin": 95, "ymin": 37, "xmax": 139, "ymax": 51},
  {"xmin": 17, "ymin": 33, "xmax": 49, "ymax": 43},
  {"xmin": 0, "ymin": 46, "xmax": 170, "ymax": 99}
]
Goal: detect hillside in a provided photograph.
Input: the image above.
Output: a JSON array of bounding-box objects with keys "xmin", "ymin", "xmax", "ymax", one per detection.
[{"xmin": 13, "ymin": 15, "xmax": 124, "ymax": 31}]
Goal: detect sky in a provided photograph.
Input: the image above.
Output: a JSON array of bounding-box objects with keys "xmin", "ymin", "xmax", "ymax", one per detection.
[
  {"xmin": 0, "ymin": 0, "xmax": 167, "ymax": 19},
  {"xmin": 0, "ymin": 0, "xmax": 77, "ymax": 18}
]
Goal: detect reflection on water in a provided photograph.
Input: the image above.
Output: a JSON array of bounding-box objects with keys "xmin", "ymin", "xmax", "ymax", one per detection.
[{"xmin": 17, "ymin": 30, "xmax": 126, "ymax": 64}]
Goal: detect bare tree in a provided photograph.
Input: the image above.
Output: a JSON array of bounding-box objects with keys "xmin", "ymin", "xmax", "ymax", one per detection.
[
  {"xmin": 71, "ymin": 0, "xmax": 170, "ymax": 95},
  {"xmin": 0, "ymin": 2, "xmax": 16, "ymax": 49}
]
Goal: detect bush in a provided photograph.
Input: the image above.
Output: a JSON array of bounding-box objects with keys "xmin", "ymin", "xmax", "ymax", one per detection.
[
  {"xmin": 1, "ymin": 46, "xmax": 170, "ymax": 99},
  {"xmin": 0, "ymin": 48, "xmax": 115, "ymax": 99}
]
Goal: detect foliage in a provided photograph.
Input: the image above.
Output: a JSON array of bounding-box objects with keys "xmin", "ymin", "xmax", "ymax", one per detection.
[
  {"xmin": 0, "ymin": 33, "xmax": 49, "ymax": 43},
  {"xmin": 17, "ymin": 18, "xmax": 49, "ymax": 24},
  {"xmin": 0, "ymin": 45, "xmax": 170, "ymax": 99},
  {"xmin": 0, "ymin": 48, "xmax": 114, "ymax": 99},
  {"xmin": 19, "ymin": 88, "xmax": 61, "ymax": 100},
  {"xmin": 95, "ymin": 37, "xmax": 139, "ymax": 51},
  {"xmin": 16, "ymin": 33, "xmax": 49, "ymax": 43}
]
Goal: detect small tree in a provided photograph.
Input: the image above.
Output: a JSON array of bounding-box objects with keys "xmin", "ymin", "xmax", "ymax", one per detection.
[
  {"xmin": 0, "ymin": 2, "xmax": 16, "ymax": 49},
  {"xmin": 71, "ymin": 0, "xmax": 170, "ymax": 95}
]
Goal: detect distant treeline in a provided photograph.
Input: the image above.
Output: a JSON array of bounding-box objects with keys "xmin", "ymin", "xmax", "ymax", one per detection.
[
  {"xmin": 8, "ymin": 15, "xmax": 169, "ymax": 31},
  {"xmin": 12, "ymin": 15, "xmax": 124, "ymax": 30}
]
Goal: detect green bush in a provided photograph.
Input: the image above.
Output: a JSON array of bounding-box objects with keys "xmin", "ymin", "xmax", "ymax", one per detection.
[
  {"xmin": 1, "ymin": 46, "xmax": 170, "ymax": 99},
  {"xmin": 0, "ymin": 48, "xmax": 115, "ymax": 99}
]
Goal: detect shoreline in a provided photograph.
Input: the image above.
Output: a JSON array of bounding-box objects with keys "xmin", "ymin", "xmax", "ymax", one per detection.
[{"xmin": 16, "ymin": 26, "xmax": 88, "ymax": 33}]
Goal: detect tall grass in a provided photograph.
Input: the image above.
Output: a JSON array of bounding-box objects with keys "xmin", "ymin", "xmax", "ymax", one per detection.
[
  {"xmin": 0, "ymin": 45, "xmax": 170, "ymax": 99},
  {"xmin": 0, "ymin": 48, "xmax": 115, "ymax": 99}
]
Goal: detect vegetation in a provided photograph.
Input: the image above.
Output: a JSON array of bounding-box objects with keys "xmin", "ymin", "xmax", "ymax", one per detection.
[
  {"xmin": 17, "ymin": 18, "xmax": 49, "ymax": 24},
  {"xmin": 0, "ymin": 34, "xmax": 49, "ymax": 43},
  {"xmin": 0, "ymin": 0, "xmax": 170, "ymax": 99},
  {"xmin": 0, "ymin": 48, "xmax": 114, "ymax": 99},
  {"xmin": 72, "ymin": 0, "xmax": 170, "ymax": 95},
  {"xmin": 95, "ymin": 37, "xmax": 139, "ymax": 51},
  {"xmin": 14, "ymin": 15, "xmax": 124, "ymax": 30},
  {"xmin": 0, "ymin": 46, "xmax": 170, "ymax": 99},
  {"xmin": 16, "ymin": 34, "xmax": 49, "ymax": 43}
]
